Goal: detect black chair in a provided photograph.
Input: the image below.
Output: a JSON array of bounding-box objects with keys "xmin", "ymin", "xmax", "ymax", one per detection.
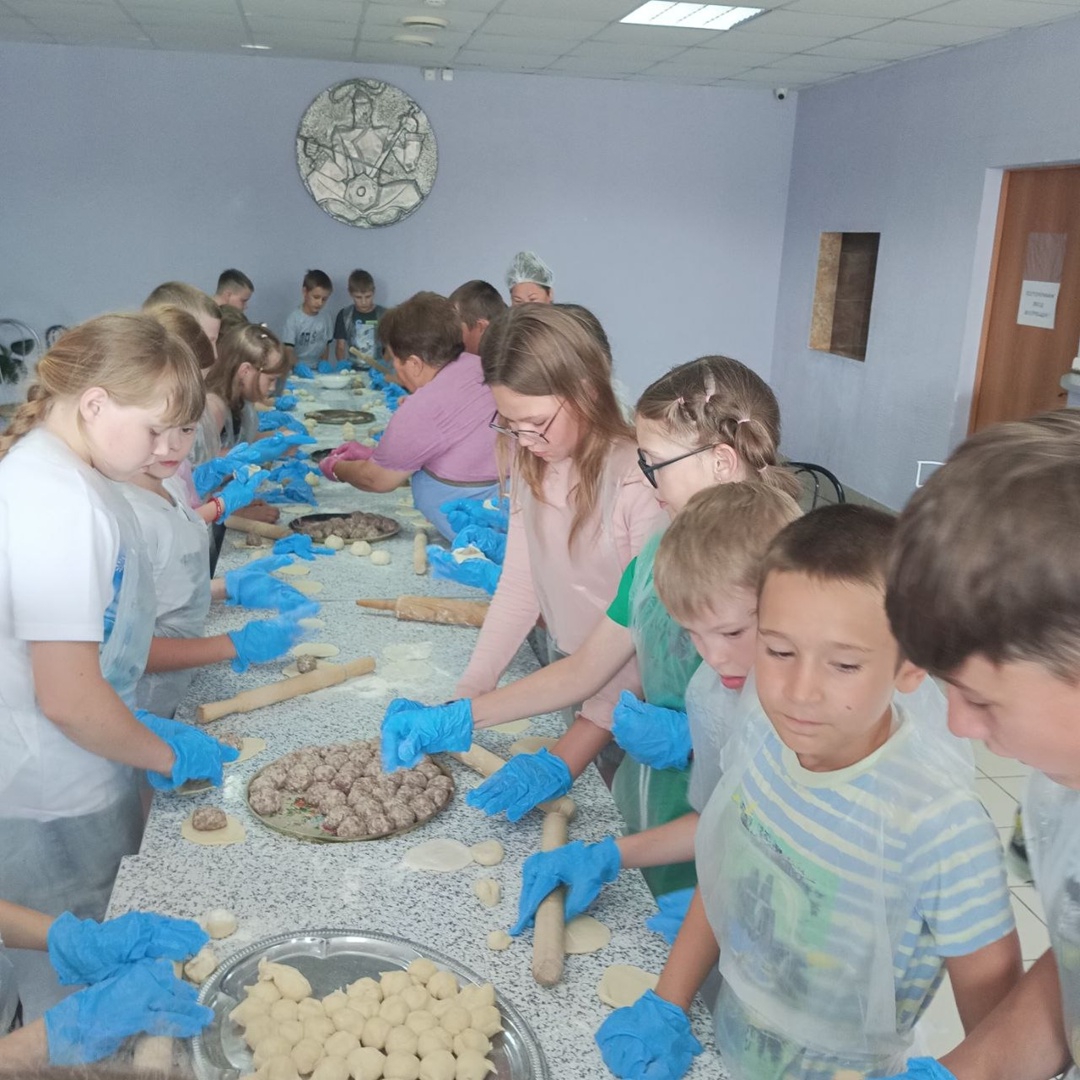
[{"xmin": 787, "ymin": 461, "xmax": 845, "ymax": 509}]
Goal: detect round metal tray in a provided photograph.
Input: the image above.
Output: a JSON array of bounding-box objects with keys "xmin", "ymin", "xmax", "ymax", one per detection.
[
  {"xmin": 192, "ymin": 929, "xmax": 549, "ymax": 1080},
  {"xmin": 288, "ymin": 510, "xmax": 400, "ymax": 543},
  {"xmin": 306, "ymin": 409, "xmax": 375, "ymax": 425}
]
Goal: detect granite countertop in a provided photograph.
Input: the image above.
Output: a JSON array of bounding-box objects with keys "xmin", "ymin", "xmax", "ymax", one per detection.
[{"xmin": 108, "ymin": 375, "xmax": 724, "ymax": 1079}]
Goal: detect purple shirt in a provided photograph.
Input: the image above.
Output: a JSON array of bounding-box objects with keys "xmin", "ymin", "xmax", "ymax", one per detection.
[{"xmin": 372, "ymin": 352, "xmax": 498, "ymax": 483}]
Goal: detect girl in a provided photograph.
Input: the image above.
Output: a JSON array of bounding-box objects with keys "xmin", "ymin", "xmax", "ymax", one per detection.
[
  {"xmin": 381, "ymin": 357, "xmax": 797, "ymax": 892},
  {"xmin": 382, "ymin": 304, "xmax": 666, "ymax": 816},
  {"xmin": 0, "ymin": 313, "xmax": 237, "ymax": 1017}
]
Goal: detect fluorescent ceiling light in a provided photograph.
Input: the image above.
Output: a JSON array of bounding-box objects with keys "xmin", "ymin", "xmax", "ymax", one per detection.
[
  {"xmin": 621, "ymin": 3, "xmax": 762, "ymax": 30},
  {"xmin": 241, "ymin": 43, "xmax": 272, "ymax": 50}
]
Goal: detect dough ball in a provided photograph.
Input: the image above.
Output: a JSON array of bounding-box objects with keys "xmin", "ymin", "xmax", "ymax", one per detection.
[
  {"xmin": 191, "ymin": 807, "xmax": 228, "ymax": 832},
  {"xmin": 202, "ymin": 907, "xmax": 238, "ymax": 939},
  {"xmin": 297, "ymin": 997, "xmax": 326, "ymax": 1020},
  {"xmin": 384, "ymin": 1025, "xmax": 418, "ymax": 1056},
  {"xmin": 331, "ymin": 1006, "xmax": 365, "ymax": 1036},
  {"xmin": 415, "ymin": 1028, "xmax": 452, "ymax": 1057},
  {"xmin": 347, "ymin": 976, "xmax": 382, "ymax": 1001},
  {"xmin": 243, "ymin": 1014, "xmax": 276, "ymax": 1049},
  {"xmin": 305, "ymin": 471, "xmax": 321, "ymax": 487},
  {"xmin": 250, "ymin": 787, "xmax": 284, "ymax": 816},
  {"xmin": 426, "ymin": 971, "xmax": 458, "ymax": 1000},
  {"xmin": 468, "ymin": 1006, "xmax": 502, "ymax": 1038},
  {"xmin": 352, "ymin": 996, "xmax": 382, "ymax": 1020},
  {"xmin": 350, "ymin": 541, "xmax": 372, "ymax": 557},
  {"xmin": 485, "ymin": 930, "xmax": 511, "ymax": 952},
  {"xmin": 325, "ymin": 535, "xmax": 346, "ymax": 551},
  {"xmin": 310, "ymin": 1059, "xmax": 349, "ymax": 1080},
  {"xmin": 418, "ymin": 1049, "xmax": 456, "ymax": 1080},
  {"xmin": 290, "ymin": 1037, "xmax": 325, "ymax": 1075},
  {"xmin": 440, "ymin": 1006, "xmax": 470, "ymax": 1036},
  {"xmin": 360, "ymin": 1016, "xmax": 392, "ymax": 1050},
  {"xmin": 452, "ymin": 1031, "xmax": 491, "ymax": 1059},
  {"xmin": 379, "ymin": 971, "xmax": 412, "ymax": 997},
  {"xmin": 260, "ymin": 1056, "xmax": 302, "ymax": 1080},
  {"xmin": 304, "ymin": 1015, "xmax": 337, "ymax": 1044},
  {"xmin": 469, "ymin": 840, "xmax": 504, "ymax": 867},
  {"xmin": 428, "ymin": 998, "xmax": 453, "ymax": 1020},
  {"xmin": 229, "ymin": 997, "xmax": 268, "ymax": 1026},
  {"xmin": 383, "ymin": 1052, "xmax": 421, "ymax": 1080},
  {"xmin": 254, "ymin": 1036, "xmax": 295, "ymax": 1070},
  {"xmin": 271, "ymin": 963, "xmax": 314, "ymax": 1002},
  {"xmin": 270, "ymin": 998, "xmax": 300, "ymax": 1023},
  {"xmin": 378, "ymin": 995, "xmax": 408, "ymax": 1026},
  {"xmin": 403, "ymin": 1010, "xmax": 437, "ymax": 1036},
  {"xmin": 277, "ymin": 1020, "xmax": 305, "ymax": 1048},
  {"xmin": 322, "ymin": 990, "xmax": 349, "ymax": 1016},
  {"xmin": 472, "ymin": 880, "xmax": 500, "ymax": 908},
  {"xmin": 346, "ymin": 1047, "xmax": 386, "ymax": 1080},
  {"xmin": 400, "ymin": 985, "xmax": 430, "ymax": 1012},
  {"xmin": 453, "ymin": 1051, "xmax": 495, "ymax": 1080},
  {"xmin": 323, "ymin": 1031, "xmax": 360, "ymax": 1060},
  {"xmin": 184, "ymin": 944, "xmax": 218, "ymax": 984},
  {"xmin": 369, "ymin": 549, "xmax": 391, "ymax": 566},
  {"xmin": 246, "ymin": 981, "xmax": 282, "ymax": 1005},
  {"xmin": 455, "ymin": 985, "xmax": 495, "ymax": 1011}
]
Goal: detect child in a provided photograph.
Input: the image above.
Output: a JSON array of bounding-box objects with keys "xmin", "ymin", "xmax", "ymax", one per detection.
[
  {"xmin": 0, "ymin": 314, "xmax": 238, "ymax": 1016},
  {"xmin": 511, "ymin": 481, "xmax": 801, "ymax": 935},
  {"xmin": 448, "ymin": 279, "xmax": 506, "ymax": 355},
  {"xmin": 143, "ymin": 282, "xmax": 221, "ymax": 354},
  {"xmin": 597, "ymin": 504, "xmax": 1021, "ymax": 1080},
  {"xmin": 214, "ymin": 268, "xmax": 254, "ymax": 313},
  {"xmin": 881, "ymin": 409, "xmax": 1080, "ymax": 1080},
  {"xmin": 333, "ymin": 268, "xmax": 386, "ymax": 364},
  {"xmin": 282, "ymin": 269, "xmax": 334, "ymax": 368},
  {"xmin": 381, "ymin": 304, "xmax": 666, "ymax": 819},
  {"xmin": 506, "ymin": 250, "xmax": 554, "ymax": 305}
]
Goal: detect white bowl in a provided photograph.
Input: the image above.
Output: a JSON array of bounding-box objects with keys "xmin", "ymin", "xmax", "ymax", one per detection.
[{"xmin": 316, "ymin": 374, "xmax": 351, "ymax": 390}]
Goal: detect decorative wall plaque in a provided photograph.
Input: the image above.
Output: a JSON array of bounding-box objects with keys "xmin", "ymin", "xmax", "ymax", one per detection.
[{"xmin": 296, "ymin": 79, "xmax": 437, "ymax": 228}]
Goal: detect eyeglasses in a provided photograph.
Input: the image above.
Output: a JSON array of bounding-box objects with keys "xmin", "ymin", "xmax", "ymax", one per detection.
[
  {"xmin": 637, "ymin": 444, "xmax": 716, "ymax": 488},
  {"xmin": 489, "ymin": 401, "xmax": 565, "ymax": 446}
]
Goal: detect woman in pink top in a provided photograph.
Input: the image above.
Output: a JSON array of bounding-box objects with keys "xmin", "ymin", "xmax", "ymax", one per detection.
[
  {"xmin": 381, "ymin": 305, "xmax": 666, "ymax": 820},
  {"xmin": 326, "ymin": 292, "xmax": 499, "ymax": 539}
]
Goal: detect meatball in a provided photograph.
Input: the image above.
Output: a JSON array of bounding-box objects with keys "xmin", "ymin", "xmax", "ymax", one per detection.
[
  {"xmin": 296, "ymin": 654, "xmax": 318, "ymax": 675},
  {"xmin": 385, "ymin": 802, "xmax": 416, "ymax": 830},
  {"xmin": 249, "ymin": 788, "xmax": 283, "ymax": 817},
  {"xmin": 336, "ymin": 816, "xmax": 367, "ymax": 839},
  {"xmin": 321, "ymin": 807, "xmax": 348, "ymax": 833},
  {"xmin": 191, "ymin": 807, "xmax": 227, "ymax": 832},
  {"xmin": 366, "ymin": 813, "xmax": 392, "ymax": 837},
  {"xmin": 317, "ymin": 789, "xmax": 347, "ymax": 814}
]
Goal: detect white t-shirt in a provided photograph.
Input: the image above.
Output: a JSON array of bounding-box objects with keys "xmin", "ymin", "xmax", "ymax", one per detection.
[{"xmin": 0, "ymin": 428, "xmax": 132, "ymax": 820}]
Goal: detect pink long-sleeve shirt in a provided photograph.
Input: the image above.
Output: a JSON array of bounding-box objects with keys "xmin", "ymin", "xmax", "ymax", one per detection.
[{"xmin": 455, "ymin": 439, "xmax": 666, "ymax": 729}]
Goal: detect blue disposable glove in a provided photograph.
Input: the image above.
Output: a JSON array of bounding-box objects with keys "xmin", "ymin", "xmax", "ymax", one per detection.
[
  {"xmin": 612, "ymin": 691, "xmax": 692, "ymax": 771},
  {"xmin": 191, "ymin": 457, "xmax": 235, "ymax": 499},
  {"xmin": 595, "ymin": 990, "xmax": 702, "ymax": 1080},
  {"xmin": 452, "ymin": 523, "xmax": 507, "ymax": 564},
  {"xmin": 645, "ymin": 887, "xmax": 695, "ymax": 945},
  {"xmin": 442, "ymin": 496, "xmax": 509, "ymax": 535},
  {"xmin": 511, "ymin": 836, "xmax": 621, "ymax": 935},
  {"xmin": 273, "ymin": 534, "xmax": 334, "ymax": 560},
  {"xmin": 44, "ymin": 958, "xmax": 213, "ymax": 1065},
  {"xmin": 380, "ymin": 698, "xmax": 475, "ymax": 772},
  {"xmin": 247, "ymin": 431, "xmax": 317, "ymax": 464},
  {"xmin": 223, "ymin": 555, "xmax": 292, "ymax": 603},
  {"xmin": 135, "ymin": 710, "xmax": 239, "ymax": 791},
  {"xmin": 369, "ymin": 368, "xmax": 386, "ymax": 390},
  {"xmin": 263, "ymin": 479, "xmax": 317, "ymax": 505},
  {"xmin": 258, "ymin": 409, "xmax": 304, "ymax": 432},
  {"xmin": 216, "ymin": 471, "xmax": 263, "ymax": 518},
  {"xmin": 275, "ymin": 394, "xmax": 298, "ymax": 410},
  {"xmin": 317, "ymin": 360, "xmax": 334, "ymax": 373},
  {"xmin": 224, "ymin": 570, "xmax": 318, "ymax": 616},
  {"xmin": 294, "ymin": 363, "xmax": 316, "ymax": 379},
  {"xmin": 428, "ymin": 547, "xmax": 501, "ymax": 596},
  {"xmin": 265, "ymin": 461, "xmax": 312, "ymax": 485},
  {"xmin": 48, "ymin": 910, "xmax": 208, "ymax": 986},
  {"xmin": 872, "ymin": 1060, "xmax": 958, "ymax": 1080},
  {"xmin": 466, "ymin": 748, "xmax": 572, "ymax": 822},
  {"xmin": 228, "ymin": 614, "xmax": 307, "ymax": 672}
]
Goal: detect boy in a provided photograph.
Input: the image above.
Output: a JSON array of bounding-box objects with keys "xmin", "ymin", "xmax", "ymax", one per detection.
[
  {"xmin": 213, "ymin": 269, "xmax": 254, "ymax": 313},
  {"xmin": 333, "ymin": 268, "xmax": 385, "ymax": 364},
  {"xmin": 598, "ymin": 504, "xmax": 1021, "ymax": 1080},
  {"xmin": 882, "ymin": 409, "xmax": 1080, "ymax": 1080},
  {"xmin": 448, "ymin": 279, "xmax": 506, "ymax": 355},
  {"xmin": 282, "ymin": 269, "xmax": 333, "ymax": 369},
  {"xmin": 510, "ymin": 481, "xmax": 799, "ymax": 936}
]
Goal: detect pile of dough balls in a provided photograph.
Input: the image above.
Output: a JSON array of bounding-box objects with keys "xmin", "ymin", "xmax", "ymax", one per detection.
[
  {"xmin": 247, "ymin": 740, "xmax": 453, "ymax": 840},
  {"xmin": 232, "ymin": 957, "xmax": 501, "ymax": 1080},
  {"xmin": 295, "ymin": 512, "xmax": 398, "ymax": 543}
]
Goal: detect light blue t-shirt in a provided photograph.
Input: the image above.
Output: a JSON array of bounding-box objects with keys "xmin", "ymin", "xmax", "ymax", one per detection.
[{"xmin": 282, "ymin": 308, "xmax": 334, "ymax": 363}]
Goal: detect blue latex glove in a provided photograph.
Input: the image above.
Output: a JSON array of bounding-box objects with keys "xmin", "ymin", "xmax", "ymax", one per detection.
[
  {"xmin": 223, "ymin": 555, "xmax": 292, "ymax": 603},
  {"xmin": 380, "ymin": 698, "xmax": 475, "ymax": 772},
  {"xmin": 612, "ymin": 691, "xmax": 692, "ymax": 771},
  {"xmin": 191, "ymin": 457, "xmax": 235, "ymax": 499},
  {"xmin": 452, "ymin": 523, "xmax": 507, "ymax": 564},
  {"xmin": 247, "ymin": 431, "xmax": 316, "ymax": 464},
  {"xmin": 228, "ymin": 614, "xmax": 307, "ymax": 672},
  {"xmin": 294, "ymin": 363, "xmax": 316, "ymax": 379},
  {"xmin": 428, "ymin": 547, "xmax": 501, "ymax": 596},
  {"xmin": 511, "ymin": 836, "xmax": 621, "ymax": 935},
  {"xmin": 317, "ymin": 360, "xmax": 334, "ymax": 373},
  {"xmin": 48, "ymin": 910, "xmax": 207, "ymax": 987},
  {"xmin": 265, "ymin": 461, "xmax": 312, "ymax": 484},
  {"xmin": 273, "ymin": 534, "xmax": 334, "ymax": 560},
  {"xmin": 275, "ymin": 394, "xmax": 298, "ymax": 410},
  {"xmin": 263, "ymin": 478, "xmax": 316, "ymax": 505},
  {"xmin": 466, "ymin": 748, "xmax": 572, "ymax": 822},
  {"xmin": 224, "ymin": 570, "xmax": 318, "ymax": 615},
  {"xmin": 44, "ymin": 958, "xmax": 213, "ymax": 1064},
  {"xmin": 595, "ymin": 990, "xmax": 702, "ymax": 1080},
  {"xmin": 645, "ymin": 887, "xmax": 695, "ymax": 944},
  {"xmin": 441, "ymin": 496, "xmax": 510, "ymax": 535},
  {"xmin": 258, "ymin": 409, "xmax": 302, "ymax": 432},
  {"xmin": 136, "ymin": 710, "xmax": 239, "ymax": 791},
  {"xmin": 872, "ymin": 1060, "xmax": 958, "ymax": 1080},
  {"xmin": 369, "ymin": 368, "xmax": 386, "ymax": 390},
  {"xmin": 216, "ymin": 471, "xmax": 263, "ymax": 518}
]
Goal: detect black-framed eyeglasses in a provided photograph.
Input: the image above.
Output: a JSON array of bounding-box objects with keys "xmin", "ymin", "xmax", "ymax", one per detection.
[
  {"xmin": 489, "ymin": 401, "xmax": 565, "ymax": 446},
  {"xmin": 637, "ymin": 444, "xmax": 716, "ymax": 488}
]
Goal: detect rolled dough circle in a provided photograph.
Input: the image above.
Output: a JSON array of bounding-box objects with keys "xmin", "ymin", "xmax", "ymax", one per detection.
[
  {"xmin": 291, "ymin": 579, "xmax": 324, "ymax": 596},
  {"xmin": 275, "ymin": 563, "xmax": 311, "ymax": 577},
  {"xmin": 291, "ymin": 642, "xmax": 340, "ymax": 658},
  {"xmin": 298, "ymin": 617, "xmax": 325, "ymax": 630},
  {"xmin": 402, "ymin": 838, "xmax": 473, "ymax": 873},
  {"xmin": 596, "ymin": 964, "xmax": 658, "ymax": 1008},
  {"xmin": 181, "ymin": 814, "xmax": 246, "ymax": 846},
  {"xmin": 564, "ymin": 914, "xmax": 611, "ymax": 955},
  {"xmin": 508, "ymin": 736, "xmax": 559, "ymax": 757}
]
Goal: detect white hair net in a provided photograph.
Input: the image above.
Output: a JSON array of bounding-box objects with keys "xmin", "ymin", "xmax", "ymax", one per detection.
[{"xmin": 506, "ymin": 250, "xmax": 553, "ymax": 290}]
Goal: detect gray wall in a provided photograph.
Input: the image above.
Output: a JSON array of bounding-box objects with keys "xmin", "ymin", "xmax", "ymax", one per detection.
[
  {"xmin": 769, "ymin": 15, "xmax": 1080, "ymax": 509},
  {"xmin": 0, "ymin": 43, "xmax": 796, "ymax": 401}
]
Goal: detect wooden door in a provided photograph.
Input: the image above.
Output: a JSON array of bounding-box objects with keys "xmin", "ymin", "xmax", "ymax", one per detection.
[{"xmin": 969, "ymin": 165, "xmax": 1080, "ymax": 432}]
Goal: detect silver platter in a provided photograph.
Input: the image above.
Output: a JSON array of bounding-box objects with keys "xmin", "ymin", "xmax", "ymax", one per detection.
[{"xmin": 192, "ymin": 929, "xmax": 549, "ymax": 1080}]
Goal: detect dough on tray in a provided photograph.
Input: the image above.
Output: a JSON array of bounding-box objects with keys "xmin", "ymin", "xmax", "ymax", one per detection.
[{"xmin": 183, "ymin": 944, "xmax": 218, "ymax": 984}]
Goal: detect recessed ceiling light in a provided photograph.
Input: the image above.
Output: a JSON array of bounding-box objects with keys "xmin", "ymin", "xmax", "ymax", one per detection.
[
  {"xmin": 392, "ymin": 33, "xmax": 436, "ymax": 46},
  {"xmin": 241, "ymin": 42, "xmax": 272, "ymax": 50},
  {"xmin": 620, "ymin": 3, "xmax": 762, "ymax": 30},
  {"xmin": 402, "ymin": 14, "xmax": 449, "ymax": 28}
]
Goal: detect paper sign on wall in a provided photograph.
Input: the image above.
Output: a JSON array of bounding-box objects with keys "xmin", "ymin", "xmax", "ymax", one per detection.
[{"xmin": 1017, "ymin": 280, "xmax": 1060, "ymax": 329}]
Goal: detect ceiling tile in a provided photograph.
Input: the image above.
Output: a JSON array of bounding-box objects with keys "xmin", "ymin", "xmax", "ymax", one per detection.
[
  {"xmin": 764, "ymin": 51, "xmax": 885, "ymax": 71},
  {"xmin": 498, "ymin": 0, "xmax": 634, "ymax": 16},
  {"xmin": 359, "ymin": 5, "xmax": 489, "ymax": 32},
  {"xmin": 364, "ymin": 0, "xmax": 500, "ymax": 12},
  {"xmin": 856, "ymin": 18, "xmax": 1005, "ymax": 43},
  {"xmin": 912, "ymin": 0, "xmax": 1080, "ymax": 27},
  {"xmin": 805, "ymin": 36, "xmax": 941, "ymax": 59},
  {"xmin": 545, "ymin": 54, "xmax": 649, "ymax": 74},
  {"xmin": 699, "ymin": 27, "xmax": 839, "ymax": 50},
  {"xmin": 563, "ymin": 39, "xmax": 688, "ymax": 62},
  {"xmin": 782, "ymin": 0, "xmax": 945, "ymax": 14},
  {"xmin": 738, "ymin": 9, "xmax": 890, "ymax": 36},
  {"xmin": 130, "ymin": 10, "xmax": 244, "ymax": 28},
  {"xmin": 453, "ymin": 48, "xmax": 556, "ymax": 70},
  {"xmin": 458, "ymin": 32, "xmax": 569, "ymax": 56},
  {"xmin": 475, "ymin": 13, "xmax": 609, "ymax": 41},
  {"xmin": 590, "ymin": 22, "xmax": 726, "ymax": 46},
  {"xmin": 355, "ymin": 23, "xmax": 471, "ymax": 47}
]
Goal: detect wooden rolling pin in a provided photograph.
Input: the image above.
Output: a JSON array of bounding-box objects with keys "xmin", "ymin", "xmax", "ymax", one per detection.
[
  {"xmin": 196, "ymin": 657, "xmax": 376, "ymax": 723},
  {"xmin": 413, "ymin": 530, "xmax": 427, "ymax": 575},
  {"xmin": 452, "ymin": 742, "xmax": 576, "ymax": 819},
  {"xmin": 356, "ymin": 595, "xmax": 488, "ymax": 627},
  {"xmin": 223, "ymin": 514, "xmax": 291, "ymax": 540},
  {"xmin": 532, "ymin": 806, "xmax": 575, "ymax": 987}
]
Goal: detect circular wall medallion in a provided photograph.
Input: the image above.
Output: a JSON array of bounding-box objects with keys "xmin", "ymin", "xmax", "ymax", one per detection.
[{"xmin": 295, "ymin": 78, "xmax": 438, "ymax": 228}]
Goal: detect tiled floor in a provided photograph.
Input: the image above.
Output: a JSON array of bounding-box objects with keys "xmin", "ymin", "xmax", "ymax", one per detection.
[{"xmin": 918, "ymin": 744, "xmax": 1048, "ymax": 1057}]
